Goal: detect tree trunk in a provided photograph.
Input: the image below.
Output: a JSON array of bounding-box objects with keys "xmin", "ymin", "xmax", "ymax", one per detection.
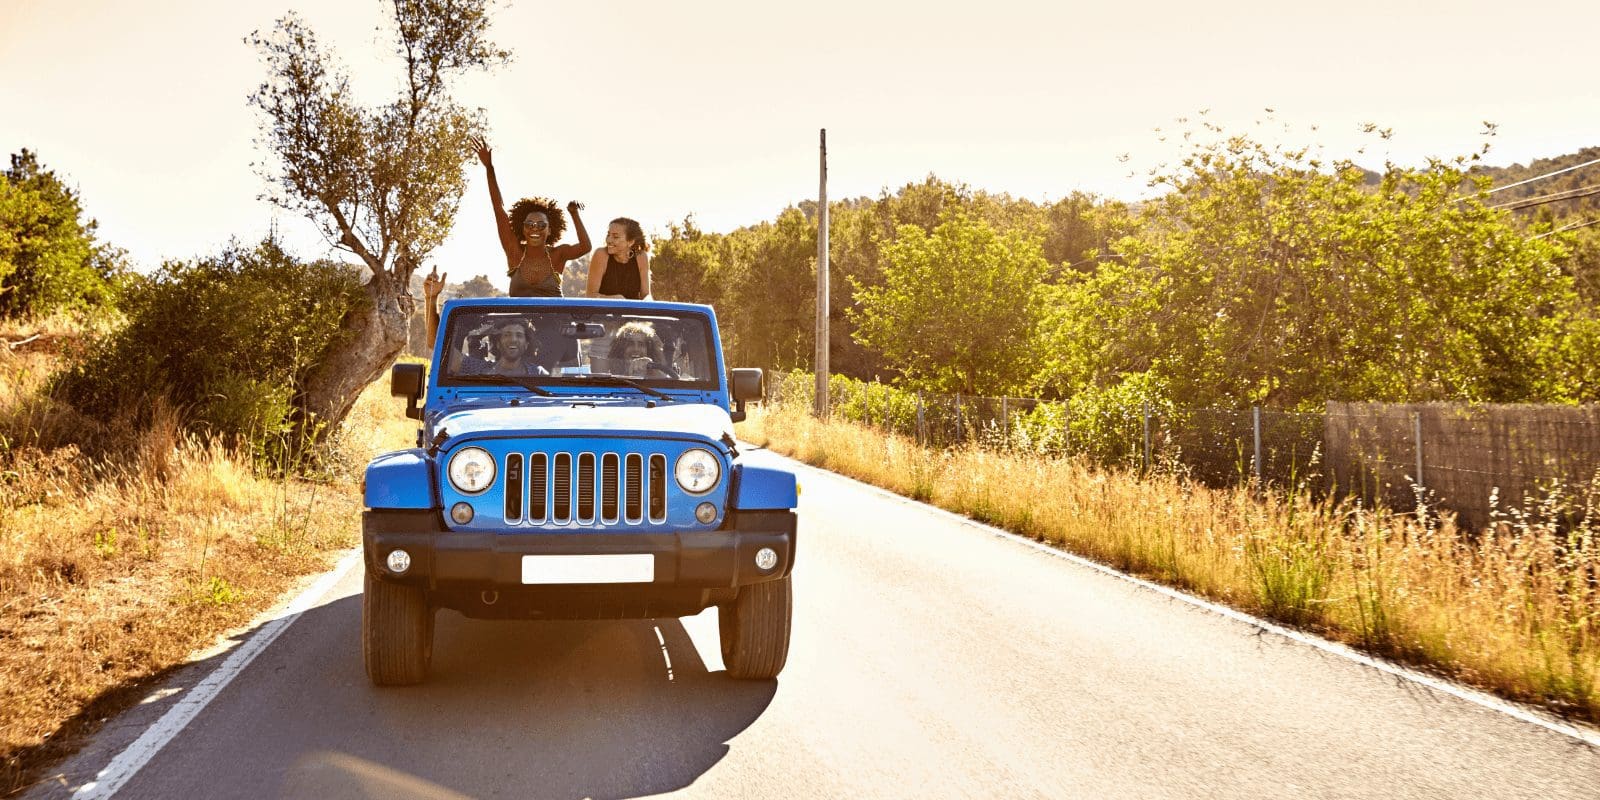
[{"xmin": 302, "ymin": 278, "xmax": 413, "ymax": 436}]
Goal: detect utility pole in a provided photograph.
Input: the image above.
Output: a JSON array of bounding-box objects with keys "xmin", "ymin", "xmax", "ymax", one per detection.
[{"xmin": 815, "ymin": 128, "xmax": 830, "ymax": 418}]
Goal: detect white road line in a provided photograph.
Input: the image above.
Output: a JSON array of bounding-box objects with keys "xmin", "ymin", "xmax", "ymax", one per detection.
[
  {"xmin": 761, "ymin": 447, "xmax": 1600, "ymax": 749},
  {"xmin": 654, "ymin": 625, "xmax": 675, "ymax": 681},
  {"xmin": 71, "ymin": 550, "xmax": 362, "ymax": 800}
]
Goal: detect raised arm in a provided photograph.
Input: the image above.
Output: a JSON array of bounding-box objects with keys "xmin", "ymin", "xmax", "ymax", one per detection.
[
  {"xmin": 423, "ymin": 267, "xmax": 447, "ymax": 347},
  {"xmin": 469, "ymin": 135, "xmax": 520, "ymax": 268},
  {"xmin": 586, "ymin": 248, "xmax": 607, "ymax": 297},
  {"xmin": 563, "ymin": 200, "xmax": 592, "ymax": 258}
]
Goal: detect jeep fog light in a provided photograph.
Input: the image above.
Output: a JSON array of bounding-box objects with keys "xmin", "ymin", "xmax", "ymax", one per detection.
[
  {"xmin": 695, "ymin": 502, "xmax": 718, "ymax": 523},
  {"xmin": 755, "ymin": 547, "xmax": 778, "ymax": 571},
  {"xmin": 386, "ymin": 549, "xmax": 412, "ymax": 574},
  {"xmin": 450, "ymin": 502, "xmax": 475, "ymax": 524},
  {"xmin": 674, "ymin": 448, "xmax": 720, "ymax": 494},
  {"xmin": 448, "ymin": 446, "xmax": 495, "ymax": 494}
]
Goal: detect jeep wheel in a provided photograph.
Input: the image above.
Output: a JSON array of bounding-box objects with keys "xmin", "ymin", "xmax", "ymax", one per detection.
[
  {"xmin": 363, "ymin": 571, "xmax": 434, "ymax": 686},
  {"xmin": 720, "ymin": 576, "xmax": 791, "ymax": 680}
]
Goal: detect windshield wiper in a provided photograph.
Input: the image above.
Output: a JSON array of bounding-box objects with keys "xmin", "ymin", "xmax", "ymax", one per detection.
[
  {"xmin": 550, "ymin": 374, "xmax": 673, "ymax": 401},
  {"xmin": 450, "ymin": 374, "xmax": 555, "ymax": 396}
]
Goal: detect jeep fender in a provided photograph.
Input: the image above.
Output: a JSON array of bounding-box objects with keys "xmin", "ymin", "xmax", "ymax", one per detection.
[
  {"xmin": 364, "ymin": 449, "xmax": 436, "ymax": 509},
  {"xmin": 732, "ymin": 465, "xmax": 797, "ymax": 510}
]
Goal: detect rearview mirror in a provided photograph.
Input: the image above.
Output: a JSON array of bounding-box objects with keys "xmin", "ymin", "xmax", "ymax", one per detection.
[{"xmin": 564, "ymin": 322, "xmax": 607, "ymax": 339}]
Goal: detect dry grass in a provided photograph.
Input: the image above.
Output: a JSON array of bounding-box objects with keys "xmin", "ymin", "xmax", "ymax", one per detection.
[
  {"xmin": 0, "ymin": 314, "xmax": 414, "ymax": 795},
  {"xmin": 741, "ymin": 404, "xmax": 1600, "ymax": 725}
]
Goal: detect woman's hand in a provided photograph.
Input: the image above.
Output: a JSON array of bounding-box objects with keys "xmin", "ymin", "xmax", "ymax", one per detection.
[
  {"xmin": 567, "ymin": 200, "xmax": 584, "ymax": 216},
  {"xmin": 423, "ymin": 267, "xmax": 447, "ymax": 301},
  {"xmin": 468, "ymin": 134, "xmax": 493, "ymax": 168}
]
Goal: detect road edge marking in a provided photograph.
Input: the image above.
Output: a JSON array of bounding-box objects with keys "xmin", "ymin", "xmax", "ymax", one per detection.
[
  {"xmin": 69, "ymin": 549, "xmax": 362, "ymax": 799},
  {"xmin": 757, "ymin": 446, "xmax": 1600, "ymax": 749}
]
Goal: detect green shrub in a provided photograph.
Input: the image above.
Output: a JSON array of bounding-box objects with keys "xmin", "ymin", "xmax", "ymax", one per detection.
[
  {"xmin": 56, "ymin": 238, "xmax": 364, "ymax": 465},
  {"xmin": 0, "ymin": 150, "xmax": 123, "ymax": 319}
]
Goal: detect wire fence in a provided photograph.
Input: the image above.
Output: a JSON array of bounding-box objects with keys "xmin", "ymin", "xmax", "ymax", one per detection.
[{"xmin": 766, "ymin": 372, "xmax": 1600, "ymax": 531}]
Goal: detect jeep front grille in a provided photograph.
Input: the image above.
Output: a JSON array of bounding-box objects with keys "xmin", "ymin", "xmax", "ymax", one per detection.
[
  {"xmin": 601, "ymin": 454, "xmax": 620, "ymax": 522},
  {"xmin": 553, "ymin": 453, "xmax": 572, "ymax": 523},
  {"xmin": 504, "ymin": 453, "xmax": 524, "ymax": 522},
  {"xmin": 624, "ymin": 454, "xmax": 643, "ymax": 522},
  {"xmin": 509, "ymin": 449, "xmax": 669, "ymax": 526}
]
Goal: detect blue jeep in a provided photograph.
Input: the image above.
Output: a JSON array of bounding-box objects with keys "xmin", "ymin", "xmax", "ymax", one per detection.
[{"xmin": 363, "ymin": 298, "xmax": 797, "ymax": 685}]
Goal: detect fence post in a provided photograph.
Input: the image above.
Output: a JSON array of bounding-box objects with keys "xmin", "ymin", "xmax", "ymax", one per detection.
[
  {"xmin": 1001, "ymin": 396, "xmax": 1009, "ymax": 446},
  {"xmin": 956, "ymin": 392, "xmax": 964, "ymax": 442},
  {"xmin": 1253, "ymin": 405, "xmax": 1262, "ymax": 484},
  {"xmin": 916, "ymin": 390, "xmax": 925, "ymax": 446},
  {"xmin": 1142, "ymin": 401, "xmax": 1151, "ymax": 471},
  {"xmin": 871, "ymin": 381, "xmax": 878, "ymax": 429},
  {"xmin": 1413, "ymin": 410, "xmax": 1425, "ymax": 492}
]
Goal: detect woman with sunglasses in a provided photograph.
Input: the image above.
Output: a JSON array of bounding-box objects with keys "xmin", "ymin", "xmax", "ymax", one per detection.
[{"xmin": 469, "ymin": 135, "xmax": 590, "ymax": 297}]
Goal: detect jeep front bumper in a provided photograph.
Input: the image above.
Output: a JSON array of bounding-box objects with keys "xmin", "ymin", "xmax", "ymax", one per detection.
[{"xmin": 362, "ymin": 509, "xmax": 796, "ymax": 591}]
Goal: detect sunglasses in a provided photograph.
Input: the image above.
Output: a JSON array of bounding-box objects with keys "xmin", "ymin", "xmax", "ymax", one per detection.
[{"xmin": 522, "ymin": 219, "xmax": 549, "ymax": 230}]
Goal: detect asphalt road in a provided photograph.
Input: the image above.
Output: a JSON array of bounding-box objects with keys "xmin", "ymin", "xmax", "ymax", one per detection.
[{"xmin": 31, "ymin": 446, "xmax": 1600, "ymax": 799}]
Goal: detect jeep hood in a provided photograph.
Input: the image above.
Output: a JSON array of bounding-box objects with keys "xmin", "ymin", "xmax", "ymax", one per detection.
[{"xmin": 433, "ymin": 402, "xmax": 734, "ymax": 444}]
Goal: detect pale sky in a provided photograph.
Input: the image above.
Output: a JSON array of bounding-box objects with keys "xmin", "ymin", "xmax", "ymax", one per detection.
[{"xmin": 2, "ymin": 0, "xmax": 1597, "ymax": 285}]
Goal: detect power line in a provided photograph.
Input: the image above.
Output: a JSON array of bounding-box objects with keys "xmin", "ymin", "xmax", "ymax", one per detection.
[
  {"xmin": 1490, "ymin": 183, "xmax": 1600, "ymax": 211},
  {"xmin": 1484, "ymin": 154, "xmax": 1600, "ymax": 196},
  {"xmin": 1533, "ymin": 217, "xmax": 1600, "ymax": 240}
]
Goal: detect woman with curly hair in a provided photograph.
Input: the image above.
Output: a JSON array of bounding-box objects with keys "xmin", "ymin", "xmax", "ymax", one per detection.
[
  {"xmin": 469, "ymin": 135, "xmax": 591, "ymax": 297},
  {"xmin": 586, "ymin": 217, "xmax": 651, "ymax": 300},
  {"xmin": 607, "ymin": 321, "xmax": 675, "ymax": 379}
]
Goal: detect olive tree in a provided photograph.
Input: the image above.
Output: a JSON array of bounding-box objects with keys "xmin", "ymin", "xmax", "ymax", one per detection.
[{"xmin": 248, "ymin": 0, "xmax": 506, "ymax": 430}]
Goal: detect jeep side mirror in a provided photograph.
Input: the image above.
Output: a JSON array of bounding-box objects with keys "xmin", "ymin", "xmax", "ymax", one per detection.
[
  {"xmin": 391, "ymin": 363, "xmax": 426, "ymax": 420},
  {"xmin": 729, "ymin": 368, "xmax": 763, "ymax": 423}
]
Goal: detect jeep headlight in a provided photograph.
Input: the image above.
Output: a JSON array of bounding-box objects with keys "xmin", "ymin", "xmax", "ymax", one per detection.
[
  {"xmin": 674, "ymin": 448, "xmax": 720, "ymax": 495},
  {"xmin": 447, "ymin": 446, "xmax": 496, "ymax": 494}
]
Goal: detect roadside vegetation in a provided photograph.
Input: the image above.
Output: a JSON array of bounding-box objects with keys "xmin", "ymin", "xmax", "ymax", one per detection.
[
  {"xmin": 657, "ymin": 128, "xmax": 1600, "ymax": 408},
  {"xmin": 739, "ymin": 404, "xmax": 1600, "ymax": 726},
  {"xmin": 0, "ymin": 314, "xmax": 412, "ymax": 795}
]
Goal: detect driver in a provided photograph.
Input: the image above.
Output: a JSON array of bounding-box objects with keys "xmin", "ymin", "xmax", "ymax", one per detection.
[{"xmin": 465, "ymin": 318, "xmax": 548, "ymax": 376}]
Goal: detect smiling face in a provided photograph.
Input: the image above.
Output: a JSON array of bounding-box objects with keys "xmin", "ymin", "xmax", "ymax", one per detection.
[
  {"xmin": 613, "ymin": 338, "xmax": 649, "ymax": 361},
  {"xmin": 605, "ymin": 222, "xmax": 637, "ymax": 257},
  {"xmin": 495, "ymin": 325, "xmax": 528, "ymax": 362},
  {"xmin": 521, "ymin": 212, "xmax": 550, "ymax": 246}
]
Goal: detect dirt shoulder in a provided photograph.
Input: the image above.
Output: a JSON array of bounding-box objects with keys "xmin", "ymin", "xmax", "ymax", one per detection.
[{"xmin": 0, "ymin": 323, "xmax": 413, "ymax": 796}]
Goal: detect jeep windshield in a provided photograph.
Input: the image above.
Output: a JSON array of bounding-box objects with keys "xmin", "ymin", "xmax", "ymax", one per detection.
[{"xmin": 439, "ymin": 307, "xmax": 719, "ymax": 391}]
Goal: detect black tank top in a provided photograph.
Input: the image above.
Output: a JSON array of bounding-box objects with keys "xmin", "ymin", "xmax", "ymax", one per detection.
[{"xmin": 598, "ymin": 252, "xmax": 642, "ymax": 299}]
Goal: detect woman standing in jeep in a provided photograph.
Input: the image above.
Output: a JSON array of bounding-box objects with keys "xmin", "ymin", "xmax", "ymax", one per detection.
[{"xmin": 469, "ymin": 134, "xmax": 591, "ymax": 297}]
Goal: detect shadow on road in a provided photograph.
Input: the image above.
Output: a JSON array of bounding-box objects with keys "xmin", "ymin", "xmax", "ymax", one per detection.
[{"xmin": 264, "ymin": 595, "xmax": 776, "ymax": 800}]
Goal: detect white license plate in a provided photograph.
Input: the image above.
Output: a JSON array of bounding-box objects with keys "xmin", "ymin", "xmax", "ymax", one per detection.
[{"xmin": 521, "ymin": 554, "xmax": 655, "ymax": 584}]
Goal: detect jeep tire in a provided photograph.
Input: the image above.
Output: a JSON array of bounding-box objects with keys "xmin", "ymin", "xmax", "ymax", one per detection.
[
  {"xmin": 363, "ymin": 570, "xmax": 434, "ymax": 686},
  {"xmin": 720, "ymin": 575, "xmax": 792, "ymax": 679}
]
